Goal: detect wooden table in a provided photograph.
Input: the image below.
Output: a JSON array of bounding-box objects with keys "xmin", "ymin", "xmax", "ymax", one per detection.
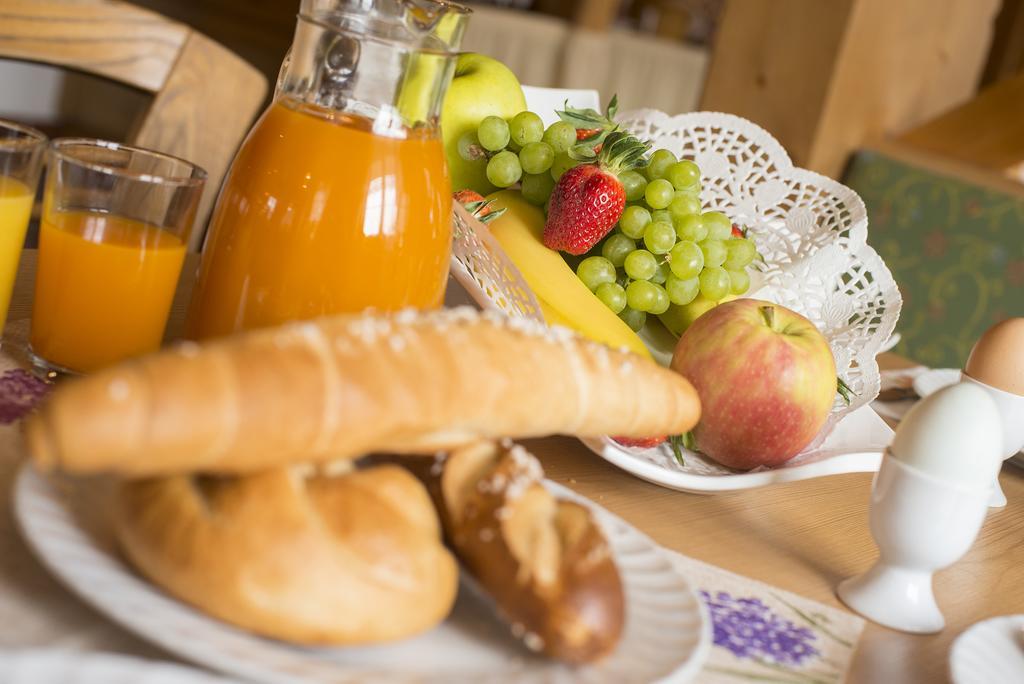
[
  {"xmin": 7, "ymin": 252, "xmax": 1023, "ymax": 683},
  {"xmin": 531, "ymin": 351, "xmax": 1024, "ymax": 684}
]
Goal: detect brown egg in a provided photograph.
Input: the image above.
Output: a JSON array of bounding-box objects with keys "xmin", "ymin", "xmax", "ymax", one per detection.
[{"xmin": 964, "ymin": 318, "xmax": 1024, "ymax": 396}]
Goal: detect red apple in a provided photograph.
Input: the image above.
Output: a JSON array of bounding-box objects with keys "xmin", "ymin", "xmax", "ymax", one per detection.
[{"xmin": 669, "ymin": 299, "xmax": 837, "ymax": 470}]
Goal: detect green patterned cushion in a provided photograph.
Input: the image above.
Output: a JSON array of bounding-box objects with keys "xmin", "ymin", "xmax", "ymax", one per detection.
[{"xmin": 844, "ymin": 149, "xmax": 1024, "ymax": 368}]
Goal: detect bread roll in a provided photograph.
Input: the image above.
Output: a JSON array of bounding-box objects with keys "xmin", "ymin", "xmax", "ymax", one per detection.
[
  {"xmin": 378, "ymin": 440, "xmax": 625, "ymax": 664},
  {"xmin": 113, "ymin": 464, "xmax": 458, "ymax": 645},
  {"xmin": 26, "ymin": 307, "xmax": 699, "ymax": 477}
]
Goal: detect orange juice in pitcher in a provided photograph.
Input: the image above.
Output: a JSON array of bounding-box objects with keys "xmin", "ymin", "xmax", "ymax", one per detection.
[
  {"xmin": 186, "ymin": 99, "xmax": 451, "ymax": 339},
  {"xmin": 186, "ymin": 0, "xmax": 470, "ymax": 340}
]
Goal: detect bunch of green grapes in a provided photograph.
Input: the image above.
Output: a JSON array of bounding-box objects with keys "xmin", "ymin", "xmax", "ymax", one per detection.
[
  {"xmin": 572, "ymin": 149, "xmax": 758, "ymax": 331},
  {"xmin": 457, "ymin": 112, "xmax": 579, "ymax": 206}
]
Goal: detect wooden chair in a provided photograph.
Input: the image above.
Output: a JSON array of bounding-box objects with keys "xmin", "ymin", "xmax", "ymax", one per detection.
[
  {"xmin": 897, "ymin": 70, "xmax": 1024, "ymax": 186},
  {"xmin": 0, "ymin": 0, "xmax": 268, "ymax": 249}
]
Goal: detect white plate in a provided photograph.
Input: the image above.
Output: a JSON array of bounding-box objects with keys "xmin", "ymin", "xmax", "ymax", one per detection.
[
  {"xmin": 950, "ymin": 614, "xmax": 1024, "ymax": 684},
  {"xmin": 584, "ymin": 404, "xmax": 892, "ymax": 493},
  {"xmin": 0, "ymin": 649, "xmax": 238, "ymax": 683},
  {"xmin": 13, "ymin": 464, "xmax": 710, "ymax": 684}
]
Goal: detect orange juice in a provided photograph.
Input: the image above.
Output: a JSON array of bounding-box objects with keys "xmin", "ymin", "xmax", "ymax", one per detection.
[
  {"xmin": 0, "ymin": 177, "xmax": 33, "ymax": 327},
  {"xmin": 185, "ymin": 96, "xmax": 452, "ymax": 340},
  {"xmin": 32, "ymin": 211, "xmax": 186, "ymax": 372}
]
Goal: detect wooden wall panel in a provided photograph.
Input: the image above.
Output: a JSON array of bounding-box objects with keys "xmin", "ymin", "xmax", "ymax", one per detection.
[
  {"xmin": 700, "ymin": 0, "xmax": 1001, "ymax": 178},
  {"xmin": 698, "ymin": 0, "xmax": 854, "ymax": 168}
]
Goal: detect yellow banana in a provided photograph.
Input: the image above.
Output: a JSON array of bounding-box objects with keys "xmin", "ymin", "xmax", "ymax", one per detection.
[
  {"xmin": 486, "ymin": 190, "xmax": 651, "ymax": 358},
  {"xmin": 537, "ymin": 299, "xmax": 574, "ymax": 328}
]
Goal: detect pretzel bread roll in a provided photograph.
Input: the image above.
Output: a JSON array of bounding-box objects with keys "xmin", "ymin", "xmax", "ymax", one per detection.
[
  {"xmin": 380, "ymin": 441, "xmax": 625, "ymax": 664},
  {"xmin": 113, "ymin": 464, "xmax": 458, "ymax": 644},
  {"xmin": 26, "ymin": 308, "xmax": 699, "ymax": 477}
]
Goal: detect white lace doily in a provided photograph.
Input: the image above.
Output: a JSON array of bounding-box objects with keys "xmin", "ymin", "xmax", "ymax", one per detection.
[
  {"xmin": 450, "ymin": 109, "xmax": 902, "ymax": 489},
  {"xmin": 619, "ymin": 110, "xmax": 902, "ymax": 440}
]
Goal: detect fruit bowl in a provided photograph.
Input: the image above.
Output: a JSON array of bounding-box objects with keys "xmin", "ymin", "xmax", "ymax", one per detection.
[{"xmin": 449, "ymin": 102, "xmax": 902, "ymax": 492}]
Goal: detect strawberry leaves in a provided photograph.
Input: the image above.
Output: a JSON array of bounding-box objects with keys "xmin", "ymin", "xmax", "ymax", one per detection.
[
  {"xmin": 556, "ymin": 94, "xmax": 619, "ymax": 131},
  {"xmin": 462, "ymin": 199, "xmax": 505, "ymax": 223},
  {"xmin": 597, "ymin": 130, "xmax": 650, "ymax": 174},
  {"xmin": 453, "ymin": 190, "xmax": 506, "ymax": 224},
  {"xmin": 558, "ymin": 95, "xmax": 622, "ymax": 156},
  {"xmin": 836, "ymin": 377, "xmax": 855, "ymax": 405},
  {"xmin": 670, "ymin": 434, "xmax": 688, "ymax": 466}
]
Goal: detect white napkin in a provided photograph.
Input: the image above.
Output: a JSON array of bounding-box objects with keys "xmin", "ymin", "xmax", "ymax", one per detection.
[{"xmin": 522, "ymin": 86, "xmax": 601, "ymax": 127}]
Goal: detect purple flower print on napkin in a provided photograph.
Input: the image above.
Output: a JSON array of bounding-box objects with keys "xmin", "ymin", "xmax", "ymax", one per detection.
[
  {"xmin": 700, "ymin": 590, "xmax": 820, "ymax": 667},
  {"xmin": 0, "ymin": 369, "xmax": 49, "ymax": 423}
]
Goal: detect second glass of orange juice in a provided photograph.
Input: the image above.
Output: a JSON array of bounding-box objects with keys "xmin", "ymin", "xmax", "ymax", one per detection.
[{"xmin": 30, "ymin": 140, "xmax": 206, "ymax": 375}]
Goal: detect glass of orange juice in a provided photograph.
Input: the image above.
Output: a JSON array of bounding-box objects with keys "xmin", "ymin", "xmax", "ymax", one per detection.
[
  {"xmin": 0, "ymin": 119, "xmax": 46, "ymax": 333},
  {"xmin": 30, "ymin": 139, "xmax": 206, "ymax": 375}
]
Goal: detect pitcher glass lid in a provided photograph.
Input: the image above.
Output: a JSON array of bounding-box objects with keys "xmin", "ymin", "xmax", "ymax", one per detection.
[{"xmin": 300, "ymin": 0, "xmax": 471, "ymax": 54}]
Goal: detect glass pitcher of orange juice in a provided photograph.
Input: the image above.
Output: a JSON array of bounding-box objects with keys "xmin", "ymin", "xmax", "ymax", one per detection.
[{"xmin": 186, "ymin": 0, "xmax": 469, "ymax": 340}]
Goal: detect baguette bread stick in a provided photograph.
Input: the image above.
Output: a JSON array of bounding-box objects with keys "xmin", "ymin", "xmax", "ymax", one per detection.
[
  {"xmin": 113, "ymin": 464, "xmax": 458, "ymax": 644},
  {"xmin": 26, "ymin": 307, "xmax": 700, "ymax": 477}
]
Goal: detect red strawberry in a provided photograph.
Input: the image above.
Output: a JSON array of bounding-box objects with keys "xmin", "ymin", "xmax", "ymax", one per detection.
[
  {"xmin": 453, "ymin": 189, "xmax": 505, "ymax": 224},
  {"xmin": 543, "ymin": 131, "xmax": 649, "ymax": 255},
  {"xmin": 612, "ymin": 435, "xmax": 667, "ymax": 448},
  {"xmin": 731, "ymin": 223, "xmax": 747, "ymax": 238},
  {"xmin": 576, "ymin": 127, "xmax": 603, "ymax": 141}
]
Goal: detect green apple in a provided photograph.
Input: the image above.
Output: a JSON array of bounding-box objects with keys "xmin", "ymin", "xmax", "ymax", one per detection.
[{"xmin": 441, "ymin": 54, "xmax": 527, "ymax": 195}]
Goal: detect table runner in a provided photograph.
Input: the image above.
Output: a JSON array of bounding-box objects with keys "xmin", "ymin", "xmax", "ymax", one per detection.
[{"xmin": 0, "ymin": 322, "xmax": 864, "ymax": 682}]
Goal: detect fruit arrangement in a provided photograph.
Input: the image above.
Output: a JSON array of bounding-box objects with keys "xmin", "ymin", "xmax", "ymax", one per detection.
[
  {"xmin": 452, "ymin": 95, "xmax": 760, "ymax": 347},
  {"xmin": 443, "ymin": 55, "xmax": 884, "ymax": 475}
]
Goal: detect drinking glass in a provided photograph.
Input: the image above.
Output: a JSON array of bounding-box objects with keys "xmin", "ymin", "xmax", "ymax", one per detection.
[
  {"xmin": 30, "ymin": 139, "xmax": 206, "ymax": 375},
  {"xmin": 0, "ymin": 120, "xmax": 46, "ymax": 332}
]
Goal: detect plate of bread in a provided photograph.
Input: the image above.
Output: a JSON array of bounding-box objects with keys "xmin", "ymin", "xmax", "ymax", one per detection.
[
  {"xmin": 16, "ymin": 308, "xmax": 709, "ymax": 683},
  {"xmin": 0, "ymin": 650, "xmax": 240, "ymax": 684}
]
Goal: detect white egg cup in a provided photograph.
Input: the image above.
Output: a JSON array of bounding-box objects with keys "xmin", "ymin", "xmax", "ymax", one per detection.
[
  {"xmin": 960, "ymin": 374, "xmax": 1024, "ymax": 508},
  {"xmin": 837, "ymin": 455, "xmax": 992, "ymax": 633}
]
